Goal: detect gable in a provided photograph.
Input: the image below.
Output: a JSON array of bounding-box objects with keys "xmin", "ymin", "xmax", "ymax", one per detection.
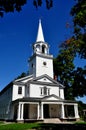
[
  {"xmin": 42, "ymin": 94, "xmax": 63, "ymax": 101},
  {"xmin": 37, "ymin": 77, "xmax": 52, "ymax": 83},
  {"xmin": 44, "ymin": 96, "xmax": 59, "ymax": 100},
  {"xmin": 33, "ymin": 74, "xmax": 59, "ymax": 85}
]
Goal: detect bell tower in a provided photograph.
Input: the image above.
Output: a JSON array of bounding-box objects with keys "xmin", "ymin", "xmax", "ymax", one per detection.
[{"xmin": 29, "ymin": 20, "xmax": 53, "ymax": 78}]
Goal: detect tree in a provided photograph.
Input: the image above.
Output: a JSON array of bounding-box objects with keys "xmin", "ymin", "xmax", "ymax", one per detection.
[
  {"xmin": 69, "ymin": 0, "xmax": 86, "ymax": 97},
  {"xmin": 54, "ymin": 0, "xmax": 86, "ymax": 99},
  {"xmin": 53, "ymin": 39, "xmax": 75, "ymax": 100},
  {"xmin": 33, "ymin": 0, "xmax": 53, "ymax": 9},
  {"xmin": 70, "ymin": 0, "xmax": 86, "ymax": 58},
  {"xmin": 15, "ymin": 72, "xmax": 29, "ymax": 80},
  {"xmin": 72, "ymin": 67, "xmax": 86, "ymax": 97},
  {"xmin": 0, "ymin": 0, "xmax": 53, "ymax": 17},
  {"xmin": 0, "ymin": 0, "xmax": 27, "ymax": 17}
]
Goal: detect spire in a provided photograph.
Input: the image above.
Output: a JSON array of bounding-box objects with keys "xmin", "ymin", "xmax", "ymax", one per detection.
[{"xmin": 36, "ymin": 19, "xmax": 45, "ymax": 42}]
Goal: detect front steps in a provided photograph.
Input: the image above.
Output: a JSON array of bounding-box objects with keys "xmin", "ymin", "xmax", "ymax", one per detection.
[{"xmin": 44, "ymin": 118, "xmax": 61, "ymax": 123}]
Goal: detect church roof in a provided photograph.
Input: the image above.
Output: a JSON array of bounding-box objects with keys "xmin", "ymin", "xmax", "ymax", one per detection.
[
  {"xmin": 14, "ymin": 74, "xmax": 65, "ymax": 89},
  {"xmin": 0, "ymin": 82, "xmax": 13, "ymax": 96},
  {"xmin": 36, "ymin": 19, "xmax": 45, "ymax": 42},
  {"xmin": 12, "ymin": 96, "xmax": 77, "ymax": 104},
  {"xmin": 14, "ymin": 74, "xmax": 33, "ymax": 83}
]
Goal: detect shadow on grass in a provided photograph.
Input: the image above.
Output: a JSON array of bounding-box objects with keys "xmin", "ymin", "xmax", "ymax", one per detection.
[{"xmin": 33, "ymin": 123, "xmax": 86, "ymax": 130}]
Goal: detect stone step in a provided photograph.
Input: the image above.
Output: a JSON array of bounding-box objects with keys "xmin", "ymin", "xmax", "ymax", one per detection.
[{"xmin": 44, "ymin": 118, "xmax": 61, "ymax": 123}]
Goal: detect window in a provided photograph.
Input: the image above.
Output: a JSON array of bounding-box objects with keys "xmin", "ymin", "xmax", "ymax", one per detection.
[
  {"xmin": 44, "ymin": 87, "xmax": 47, "ymax": 95},
  {"xmin": 18, "ymin": 87, "xmax": 22, "ymax": 94},
  {"xmin": 36, "ymin": 44, "xmax": 40, "ymax": 52},
  {"xmin": 42, "ymin": 45, "xmax": 45, "ymax": 53},
  {"xmin": 40, "ymin": 87, "xmax": 50, "ymax": 96}
]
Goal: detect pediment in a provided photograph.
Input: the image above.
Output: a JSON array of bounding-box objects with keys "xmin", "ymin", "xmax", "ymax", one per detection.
[
  {"xmin": 37, "ymin": 77, "xmax": 52, "ymax": 83},
  {"xmin": 33, "ymin": 74, "xmax": 59, "ymax": 85},
  {"xmin": 42, "ymin": 94, "xmax": 63, "ymax": 101}
]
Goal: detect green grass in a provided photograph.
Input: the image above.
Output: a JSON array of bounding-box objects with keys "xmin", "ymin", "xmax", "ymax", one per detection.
[
  {"xmin": 0, "ymin": 123, "xmax": 40, "ymax": 130},
  {"xmin": 0, "ymin": 122, "xmax": 86, "ymax": 130},
  {"xmin": 74, "ymin": 121, "xmax": 86, "ymax": 124},
  {"xmin": 0, "ymin": 121, "xmax": 4, "ymax": 125}
]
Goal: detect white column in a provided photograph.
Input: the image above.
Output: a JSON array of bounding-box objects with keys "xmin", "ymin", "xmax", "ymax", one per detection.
[
  {"xmin": 37, "ymin": 104, "xmax": 40, "ymax": 119},
  {"xmin": 17, "ymin": 103, "xmax": 21, "ymax": 120},
  {"xmin": 61, "ymin": 103, "xmax": 65, "ymax": 119},
  {"xmin": 21, "ymin": 104, "xmax": 24, "ymax": 120},
  {"xmin": 74, "ymin": 104, "xmax": 79, "ymax": 118},
  {"xmin": 17, "ymin": 103, "xmax": 24, "ymax": 120},
  {"xmin": 41, "ymin": 103, "xmax": 43, "ymax": 119}
]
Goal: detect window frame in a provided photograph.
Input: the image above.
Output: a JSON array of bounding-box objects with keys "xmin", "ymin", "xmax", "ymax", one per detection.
[
  {"xmin": 18, "ymin": 86, "xmax": 22, "ymax": 94},
  {"xmin": 40, "ymin": 87, "xmax": 50, "ymax": 96}
]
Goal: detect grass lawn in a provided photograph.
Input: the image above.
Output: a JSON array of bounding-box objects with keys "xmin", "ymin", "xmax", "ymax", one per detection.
[
  {"xmin": 0, "ymin": 122, "xmax": 40, "ymax": 130},
  {"xmin": 0, "ymin": 122, "xmax": 86, "ymax": 130},
  {"xmin": 75, "ymin": 121, "xmax": 86, "ymax": 124},
  {"xmin": 0, "ymin": 121, "xmax": 4, "ymax": 125}
]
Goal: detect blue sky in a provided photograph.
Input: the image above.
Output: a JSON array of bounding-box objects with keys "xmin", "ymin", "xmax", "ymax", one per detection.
[{"xmin": 0, "ymin": 0, "xmax": 86, "ymax": 103}]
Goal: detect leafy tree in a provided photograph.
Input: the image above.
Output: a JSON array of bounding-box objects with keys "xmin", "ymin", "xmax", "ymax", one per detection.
[
  {"xmin": 53, "ymin": 39, "xmax": 75, "ymax": 100},
  {"xmin": 72, "ymin": 67, "xmax": 86, "ymax": 97},
  {"xmin": 68, "ymin": 0, "xmax": 86, "ymax": 97},
  {"xmin": 33, "ymin": 0, "xmax": 53, "ymax": 9},
  {"xmin": 15, "ymin": 72, "xmax": 29, "ymax": 80},
  {"xmin": 0, "ymin": 0, "xmax": 53, "ymax": 17},
  {"xmin": 0, "ymin": 0, "xmax": 27, "ymax": 17},
  {"xmin": 54, "ymin": 0, "xmax": 86, "ymax": 99},
  {"xmin": 70, "ymin": 0, "xmax": 86, "ymax": 58}
]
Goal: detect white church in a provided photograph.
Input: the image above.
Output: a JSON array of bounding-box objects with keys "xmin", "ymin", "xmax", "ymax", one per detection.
[{"xmin": 0, "ymin": 20, "xmax": 79, "ymax": 122}]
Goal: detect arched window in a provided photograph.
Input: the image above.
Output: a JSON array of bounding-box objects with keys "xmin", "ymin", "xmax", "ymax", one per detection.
[
  {"xmin": 42, "ymin": 45, "xmax": 46, "ymax": 53},
  {"xmin": 36, "ymin": 44, "xmax": 40, "ymax": 52}
]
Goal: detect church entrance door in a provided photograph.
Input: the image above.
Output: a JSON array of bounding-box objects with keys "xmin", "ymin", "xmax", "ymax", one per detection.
[{"xmin": 44, "ymin": 104, "xmax": 49, "ymax": 118}]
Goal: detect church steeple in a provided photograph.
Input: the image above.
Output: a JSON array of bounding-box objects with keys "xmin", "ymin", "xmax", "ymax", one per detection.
[
  {"xmin": 29, "ymin": 20, "xmax": 53, "ymax": 78},
  {"xmin": 33, "ymin": 19, "xmax": 49, "ymax": 55},
  {"xmin": 36, "ymin": 19, "xmax": 45, "ymax": 42}
]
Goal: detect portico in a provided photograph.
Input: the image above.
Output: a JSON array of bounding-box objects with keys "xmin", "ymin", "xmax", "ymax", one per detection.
[{"xmin": 13, "ymin": 97, "xmax": 79, "ymax": 121}]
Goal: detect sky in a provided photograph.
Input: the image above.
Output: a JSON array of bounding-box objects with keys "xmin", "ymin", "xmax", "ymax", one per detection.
[{"xmin": 0, "ymin": 0, "xmax": 86, "ymax": 103}]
